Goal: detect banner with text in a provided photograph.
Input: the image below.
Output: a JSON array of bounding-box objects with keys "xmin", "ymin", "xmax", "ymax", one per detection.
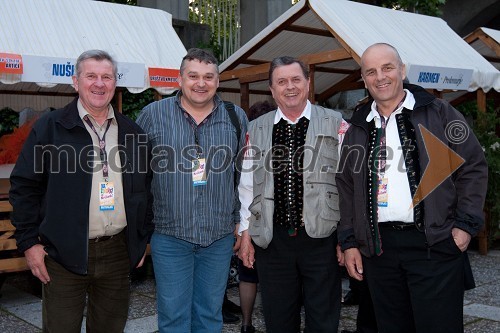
[
  {"xmin": 21, "ymin": 55, "xmax": 145, "ymax": 88},
  {"xmin": 406, "ymin": 65, "xmax": 473, "ymax": 90},
  {"xmin": 0, "ymin": 53, "xmax": 23, "ymax": 74},
  {"xmin": 148, "ymin": 68, "xmax": 180, "ymax": 88}
]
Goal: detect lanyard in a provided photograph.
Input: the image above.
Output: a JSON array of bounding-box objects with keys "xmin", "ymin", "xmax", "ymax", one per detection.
[
  {"xmin": 182, "ymin": 111, "xmax": 213, "ymax": 158},
  {"xmin": 377, "ymin": 93, "xmax": 406, "ymax": 175},
  {"xmin": 84, "ymin": 116, "xmax": 112, "ymax": 179}
]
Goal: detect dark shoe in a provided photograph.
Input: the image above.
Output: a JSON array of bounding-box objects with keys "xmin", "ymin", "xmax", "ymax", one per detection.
[
  {"xmin": 223, "ymin": 308, "xmax": 240, "ymax": 324},
  {"xmin": 223, "ymin": 297, "xmax": 242, "ymax": 314},
  {"xmin": 241, "ymin": 325, "xmax": 256, "ymax": 333},
  {"xmin": 341, "ymin": 290, "xmax": 359, "ymax": 306}
]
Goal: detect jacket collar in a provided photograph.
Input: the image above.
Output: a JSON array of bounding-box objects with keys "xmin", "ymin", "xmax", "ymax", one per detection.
[
  {"xmin": 56, "ymin": 97, "xmax": 137, "ymax": 144},
  {"xmin": 350, "ymin": 83, "xmax": 436, "ymax": 131}
]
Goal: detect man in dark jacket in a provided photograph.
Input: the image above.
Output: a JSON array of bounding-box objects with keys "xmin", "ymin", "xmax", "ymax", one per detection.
[
  {"xmin": 9, "ymin": 50, "xmax": 154, "ymax": 333},
  {"xmin": 337, "ymin": 43, "xmax": 487, "ymax": 333}
]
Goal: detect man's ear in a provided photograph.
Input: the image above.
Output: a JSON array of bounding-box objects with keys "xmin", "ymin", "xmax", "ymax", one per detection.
[
  {"xmin": 72, "ymin": 76, "xmax": 79, "ymax": 92},
  {"xmin": 401, "ymin": 63, "xmax": 407, "ymax": 81}
]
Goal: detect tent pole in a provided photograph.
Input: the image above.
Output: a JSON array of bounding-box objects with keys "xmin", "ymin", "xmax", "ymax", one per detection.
[
  {"xmin": 308, "ymin": 64, "xmax": 315, "ymax": 104},
  {"xmin": 117, "ymin": 90, "xmax": 123, "ymax": 113},
  {"xmin": 240, "ymin": 82, "xmax": 250, "ymax": 115},
  {"xmin": 477, "ymin": 89, "xmax": 486, "ymax": 112},
  {"xmin": 154, "ymin": 90, "xmax": 162, "ymax": 101}
]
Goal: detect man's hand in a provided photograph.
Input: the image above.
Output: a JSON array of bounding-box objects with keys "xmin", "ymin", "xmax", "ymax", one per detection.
[
  {"xmin": 24, "ymin": 244, "xmax": 50, "ymax": 284},
  {"xmin": 136, "ymin": 252, "xmax": 147, "ymax": 268},
  {"xmin": 233, "ymin": 223, "xmax": 241, "ymax": 253},
  {"xmin": 336, "ymin": 244, "xmax": 345, "ymax": 266},
  {"xmin": 344, "ymin": 247, "xmax": 364, "ymax": 281},
  {"xmin": 452, "ymin": 228, "xmax": 471, "ymax": 252},
  {"xmin": 238, "ymin": 230, "xmax": 255, "ymax": 269}
]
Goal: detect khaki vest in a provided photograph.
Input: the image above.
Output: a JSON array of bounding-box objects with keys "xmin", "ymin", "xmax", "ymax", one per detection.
[{"xmin": 248, "ymin": 105, "xmax": 342, "ymax": 248}]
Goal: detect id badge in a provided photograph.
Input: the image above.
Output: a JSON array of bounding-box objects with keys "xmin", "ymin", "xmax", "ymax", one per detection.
[
  {"xmin": 99, "ymin": 182, "xmax": 115, "ymax": 211},
  {"xmin": 192, "ymin": 158, "xmax": 207, "ymax": 186},
  {"xmin": 377, "ymin": 177, "xmax": 388, "ymax": 207}
]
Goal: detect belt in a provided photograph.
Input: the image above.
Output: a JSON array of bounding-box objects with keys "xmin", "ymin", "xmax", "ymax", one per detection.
[
  {"xmin": 379, "ymin": 222, "xmax": 416, "ymax": 231},
  {"xmin": 89, "ymin": 230, "xmax": 122, "ymax": 243}
]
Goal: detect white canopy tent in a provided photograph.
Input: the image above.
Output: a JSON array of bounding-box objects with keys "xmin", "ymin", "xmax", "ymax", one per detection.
[
  {"xmin": 0, "ymin": 0, "xmax": 187, "ymax": 112},
  {"xmin": 219, "ymin": 0, "xmax": 500, "ymax": 111},
  {"xmin": 446, "ymin": 27, "xmax": 500, "ymax": 107},
  {"xmin": 465, "ymin": 27, "xmax": 500, "ymax": 71}
]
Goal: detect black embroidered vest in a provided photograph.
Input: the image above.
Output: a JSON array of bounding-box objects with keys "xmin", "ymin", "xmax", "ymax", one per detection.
[
  {"xmin": 272, "ymin": 117, "xmax": 310, "ymax": 232},
  {"xmin": 367, "ymin": 110, "xmax": 425, "ymax": 254}
]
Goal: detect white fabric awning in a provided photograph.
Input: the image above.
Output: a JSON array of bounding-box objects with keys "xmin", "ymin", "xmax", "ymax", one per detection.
[
  {"xmin": 219, "ymin": 0, "xmax": 499, "ymax": 107},
  {"xmin": 465, "ymin": 27, "xmax": 500, "ymax": 71},
  {"xmin": 0, "ymin": 0, "xmax": 187, "ymax": 95}
]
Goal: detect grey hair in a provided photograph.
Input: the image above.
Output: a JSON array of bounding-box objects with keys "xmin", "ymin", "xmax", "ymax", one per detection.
[
  {"xmin": 75, "ymin": 50, "xmax": 118, "ymax": 79},
  {"xmin": 268, "ymin": 56, "xmax": 309, "ymax": 86}
]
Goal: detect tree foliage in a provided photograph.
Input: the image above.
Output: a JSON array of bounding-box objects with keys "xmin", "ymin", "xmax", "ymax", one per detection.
[{"xmin": 354, "ymin": 0, "xmax": 446, "ymax": 16}]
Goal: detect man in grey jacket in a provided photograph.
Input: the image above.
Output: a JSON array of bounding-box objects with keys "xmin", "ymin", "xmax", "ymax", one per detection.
[{"xmin": 237, "ymin": 56, "xmax": 347, "ymax": 333}]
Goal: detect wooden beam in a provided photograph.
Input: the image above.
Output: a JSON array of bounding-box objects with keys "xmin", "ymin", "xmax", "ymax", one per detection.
[
  {"xmin": 221, "ymin": 63, "xmax": 271, "ymax": 82},
  {"xmin": 239, "ymin": 72, "xmax": 269, "ymax": 84},
  {"xmin": 223, "ymin": 4, "xmax": 311, "ymax": 71},
  {"xmin": 315, "ymin": 66, "xmax": 355, "ymax": 75},
  {"xmin": 317, "ymin": 69, "xmax": 361, "ymax": 101},
  {"xmin": 449, "ymin": 92, "xmax": 475, "ymax": 107},
  {"xmin": 284, "ymin": 25, "xmax": 331, "ymax": 37},
  {"xmin": 299, "ymin": 49, "xmax": 352, "ymax": 66},
  {"xmin": 218, "ymin": 87, "xmax": 272, "ymax": 96},
  {"xmin": 432, "ymin": 90, "xmax": 443, "ymax": 99},
  {"xmin": 465, "ymin": 29, "xmax": 500, "ymax": 57},
  {"xmin": 220, "ymin": 49, "xmax": 352, "ymax": 82}
]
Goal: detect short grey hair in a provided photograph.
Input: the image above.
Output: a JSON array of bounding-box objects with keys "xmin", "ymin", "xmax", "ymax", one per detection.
[
  {"xmin": 268, "ymin": 56, "xmax": 309, "ymax": 87},
  {"xmin": 75, "ymin": 50, "xmax": 118, "ymax": 79}
]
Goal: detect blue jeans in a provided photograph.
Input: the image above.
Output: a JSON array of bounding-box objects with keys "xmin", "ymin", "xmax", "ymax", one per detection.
[{"xmin": 151, "ymin": 232, "xmax": 234, "ymax": 333}]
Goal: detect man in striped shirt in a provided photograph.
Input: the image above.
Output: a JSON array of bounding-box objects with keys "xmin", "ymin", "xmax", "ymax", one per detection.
[{"xmin": 136, "ymin": 48, "xmax": 248, "ymax": 333}]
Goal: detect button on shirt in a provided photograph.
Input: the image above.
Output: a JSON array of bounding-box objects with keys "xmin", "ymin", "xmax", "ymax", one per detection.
[
  {"xmin": 77, "ymin": 100, "xmax": 127, "ymax": 239},
  {"xmin": 365, "ymin": 89, "xmax": 416, "ymax": 223},
  {"xmin": 136, "ymin": 93, "xmax": 245, "ymax": 246}
]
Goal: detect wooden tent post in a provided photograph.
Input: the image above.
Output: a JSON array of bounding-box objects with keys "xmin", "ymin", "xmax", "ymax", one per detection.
[
  {"xmin": 477, "ymin": 89, "xmax": 486, "ymax": 112},
  {"xmin": 241, "ymin": 83, "xmax": 250, "ymax": 114},
  {"xmin": 117, "ymin": 90, "xmax": 123, "ymax": 113},
  {"xmin": 308, "ymin": 64, "xmax": 315, "ymax": 104},
  {"xmin": 154, "ymin": 90, "xmax": 163, "ymax": 101}
]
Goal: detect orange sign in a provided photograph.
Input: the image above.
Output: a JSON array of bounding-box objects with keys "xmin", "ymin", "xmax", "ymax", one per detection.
[
  {"xmin": 148, "ymin": 68, "xmax": 180, "ymax": 88},
  {"xmin": 0, "ymin": 53, "xmax": 23, "ymax": 74}
]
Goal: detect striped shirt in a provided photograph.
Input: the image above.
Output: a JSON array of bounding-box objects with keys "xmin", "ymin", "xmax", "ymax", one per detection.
[{"xmin": 136, "ymin": 92, "xmax": 248, "ymax": 246}]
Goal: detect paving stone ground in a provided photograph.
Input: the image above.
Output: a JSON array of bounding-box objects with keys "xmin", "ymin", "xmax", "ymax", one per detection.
[{"xmin": 1, "ymin": 248, "xmax": 499, "ymax": 333}]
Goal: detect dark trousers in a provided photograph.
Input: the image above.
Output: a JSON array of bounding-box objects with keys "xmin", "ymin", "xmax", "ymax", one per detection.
[
  {"xmin": 363, "ymin": 226, "xmax": 464, "ymax": 333},
  {"xmin": 349, "ymin": 277, "xmax": 377, "ymax": 333},
  {"xmin": 255, "ymin": 227, "xmax": 341, "ymax": 333},
  {"xmin": 42, "ymin": 231, "xmax": 130, "ymax": 333}
]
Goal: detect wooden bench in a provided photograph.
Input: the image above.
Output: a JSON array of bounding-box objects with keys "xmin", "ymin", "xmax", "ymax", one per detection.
[{"xmin": 0, "ymin": 200, "xmax": 28, "ymax": 275}]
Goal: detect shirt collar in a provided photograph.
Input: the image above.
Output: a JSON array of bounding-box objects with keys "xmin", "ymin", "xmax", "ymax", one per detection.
[
  {"xmin": 365, "ymin": 89, "xmax": 416, "ymax": 128},
  {"xmin": 77, "ymin": 99, "xmax": 115, "ymax": 124},
  {"xmin": 274, "ymin": 100, "xmax": 311, "ymax": 124}
]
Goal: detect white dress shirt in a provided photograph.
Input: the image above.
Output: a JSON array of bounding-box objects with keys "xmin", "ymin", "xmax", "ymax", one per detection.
[{"xmin": 365, "ymin": 89, "xmax": 416, "ymax": 223}]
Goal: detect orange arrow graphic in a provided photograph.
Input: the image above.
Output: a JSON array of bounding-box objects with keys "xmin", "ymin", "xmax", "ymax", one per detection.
[{"xmin": 412, "ymin": 124, "xmax": 465, "ymax": 208}]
